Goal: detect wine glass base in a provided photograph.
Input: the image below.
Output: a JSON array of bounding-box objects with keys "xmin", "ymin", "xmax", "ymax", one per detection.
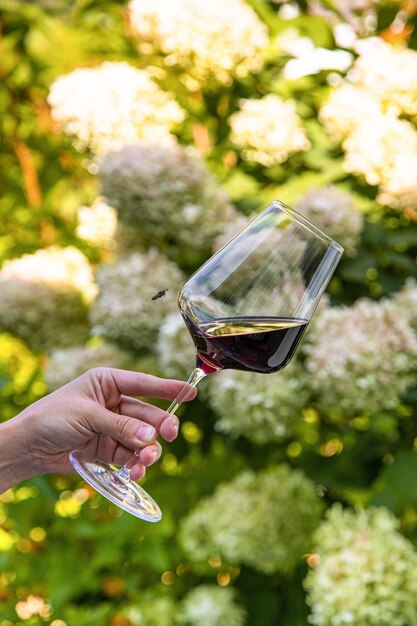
[{"xmin": 69, "ymin": 450, "xmax": 162, "ymax": 522}]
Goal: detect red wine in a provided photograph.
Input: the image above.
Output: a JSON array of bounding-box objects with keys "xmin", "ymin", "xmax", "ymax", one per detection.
[{"xmin": 182, "ymin": 315, "xmax": 308, "ymax": 374}]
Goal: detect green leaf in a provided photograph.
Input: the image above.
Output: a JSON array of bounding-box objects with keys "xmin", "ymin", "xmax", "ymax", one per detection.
[
  {"xmin": 223, "ymin": 170, "xmax": 261, "ymax": 203},
  {"xmin": 266, "ymin": 164, "xmax": 344, "ymax": 206},
  {"xmin": 373, "ymin": 451, "xmax": 417, "ymax": 512},
  {"xmin": 339, "ymin": 253, "xmax": 377, "ymax": 283}
]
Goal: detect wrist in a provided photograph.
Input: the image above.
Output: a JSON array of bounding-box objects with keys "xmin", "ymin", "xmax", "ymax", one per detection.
[{"xmin": 0, "ymin": 415, "xmax": 36, "ymax": 493}]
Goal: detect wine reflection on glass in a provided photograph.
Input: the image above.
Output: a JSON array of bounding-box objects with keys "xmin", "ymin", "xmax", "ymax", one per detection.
[{"xmin": 70, "ymin": 200, "xmax": 343, "ymax": 522}]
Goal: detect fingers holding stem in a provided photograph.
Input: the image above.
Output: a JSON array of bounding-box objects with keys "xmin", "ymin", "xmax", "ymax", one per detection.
[{"xmin": 116, "ymin": 375, "xmax": 201, "ymax": 482}]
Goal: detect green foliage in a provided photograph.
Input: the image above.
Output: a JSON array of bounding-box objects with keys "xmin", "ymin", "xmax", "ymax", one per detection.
[{"xmin": 1, "ymin": 0, "xmax": 417, "ymax": 625}]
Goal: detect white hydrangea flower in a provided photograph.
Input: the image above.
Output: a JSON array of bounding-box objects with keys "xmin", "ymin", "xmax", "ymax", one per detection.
[
  {"xmin": 48, "ymin": 62, "xmax": 184, "ymax": 156},
  {"xmin": 122, "ymin": 597, "xmax": 178, "ymax": 626},
  {"xmin": 333, "ymin": 23, "xmax": 358, "ymax": 49},
  {"xmin": 180, "ymin": 465, "xmax": 323, "ymax": 574},
  {"xmin": 282, "ymin": 36, "xmax": 353, "ymax": 80},
  {"xmin": 90, "ymin": 249, "xmax": 184, "ymax": 352},
  {"xmin": 45, "ymin": 341, "xmax": 136, "ymax": 391},
  {"xmin": 128, "ymin": 0, "xmax": 268, "ymax": 87},
  {"xmin": 179, "ymin": 585, "xmax": 246, "ymax": 626},
  {"xmin": 304, "ymin": 297, "xmax": 417, "ymax": 415},
  {"xmin": 207, "ymin": 360, "xmax": 310, "ymax": 443},
  {"xmin": 294, "ymin": 186, "xmax": 363, "ymax": 256},
  {"xmin": 377, "ymin": 152, "xmax": 417, "ymax": 209},
  {"xmin": 0, "ymin": 246, "xmax": 97, "ymax": 303},
  {"xmin": 343, "ymin": 113, "xmax": 417, "ymax": 187},
  {"xmin": 320, "ymin": 41, "xmax": 417, "ymax": 208},
  {"xmin": 0, "ymin": 247, "xmax": 96, "ymax": 352},
  {"xmin": 351, "ymin": 39, "xmax": 417, "ymax": 118},
  {"xmin": 99, "ymin": 143, "xmax": 233, "ymax": 262},
  {"xmin": 305, "ymin": 505, "xmax": 417, "ymax": 626},
  {"xmin": 319, "ymin": 84, "xmax": 382, "ymax": 142},
  {"xmin": 76, "ymin": 198, "xmax": 117, "ymax": 249},
  {"xmin": 391, "ymin": 280, "xmax": 417, "ymax": 330},
  {"xmin": 156, "ymin": 313, "xmax": 195, "ymax": 381},
  {"xmin": 321, "ymin": 98, "xmax": 417, "ymax": 208},
  {"xmin": 230, "ymin": 95, "xmax": 310, "ymax": 166}
]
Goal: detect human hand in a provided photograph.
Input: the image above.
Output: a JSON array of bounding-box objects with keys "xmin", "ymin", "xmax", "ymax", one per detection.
[{"xmin": 0, "ymin": 367, "xmax": 196, "ymax": 493}]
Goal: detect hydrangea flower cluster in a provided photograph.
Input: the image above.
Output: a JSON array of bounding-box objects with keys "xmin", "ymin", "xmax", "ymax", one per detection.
[
  {"xmin": 179, "ymin": 585, "xmax": 246, "ymax": 626},
  {"xmin": 127, "ymin": 0, "xmax": 268, "ymax": 87},
  {"xmin": 377, "ymin": 151, "xmax": 417, "ymax": 209},
  {"xmin": 99, "ymin": 143, "xmax": 233, "ymax": 261},
  {"xmin": 304, "ymin": 505, "xmax": 417, "ymax": 626},
  {"xmin": 351, "ymin": 40, "xmax": 417, "ymax": 118},
  {"xmin": 90, "ymin": 249, "xmax": 184, "ymax": 353},
  {"xmin": 391, "ymin": 280, "xmax": 417, "ymax": 331},
  {"xmin": 156, "ymin": 313, "xmax": 195, "ymax": 381},
  {"xmin": 320, "ymin": 41, "xmax": 417, "ymax": 208},
  {"xmin": 319, "ymin": 84, "xmax": 382, "ymax": 142},
  {"xmin": 207, "ymin": 360, "xmax": 310, "ymax": 444},
  {"xmin": 180, "ymin": 465, "xmax": 323, "ymax": 574},
  {"xmin": 343, "ymin": 114, "xmax": 417, "ymax": 190},
  {"xmin": 45, "ymin": 341, "xmax": 135, "ymax": 391},
  {"xmin": 294, "ymin": 186, "xmax": 363, "ymax": 256},
  {"xmin": 0, "ymin": 247, "xmax": 96, "ymax": 352},
  {"xmin": 281, "ymin": 35, "xmax": 353, "ymax": 80},
  {"xmin": 76, "ymin": 198, "xmax": 117, "ymax": 249},
  {"xmin": 48, "ymin": 62, "xmax": 184, "ymax": 156},
  {"xmin": 230, "ymin": 95, "xmax": 310, "ymax": 166},
  {"xmin": 0, "ymin": 246, "xmax": 96, "ymax": 302},
  {"xmin": 304, "ymin": 297, "xmax": 417, "ymax": 415},
  {"xmin": 123, "ymin": 597, "xmax": 178, "ymax": 626}
]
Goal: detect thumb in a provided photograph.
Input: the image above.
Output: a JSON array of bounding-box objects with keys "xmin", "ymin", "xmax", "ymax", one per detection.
[{"xmin": 89, "ymin": 405, "xmax": 157, "ymax": 450}]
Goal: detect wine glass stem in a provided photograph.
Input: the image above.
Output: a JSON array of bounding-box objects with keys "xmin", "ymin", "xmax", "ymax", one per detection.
[{"xmin": 114, "ymin": 367, "xmax": 207, "ymax": 482}]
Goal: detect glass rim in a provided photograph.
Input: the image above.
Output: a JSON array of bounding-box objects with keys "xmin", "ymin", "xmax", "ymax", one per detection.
[{"xmin": 271, "ymin": 199, "xmax": 344, "ymax": 254}]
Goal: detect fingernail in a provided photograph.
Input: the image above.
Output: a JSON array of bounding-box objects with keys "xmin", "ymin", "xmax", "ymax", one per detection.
[
  {"xmin": 137, "ymin": 425, "xmax": 157, "ymax": 442},
  {"xmin": 171, "ymin": 417, "xmax": 179, "ymax": 438},
  {"xmin": 151, "ymin": 450, "xmax": 159, "ymax": 463}
]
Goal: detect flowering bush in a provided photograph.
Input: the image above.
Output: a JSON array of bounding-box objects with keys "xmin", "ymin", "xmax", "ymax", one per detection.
[
  {"xmin": 76, "ymin": 198, "xmax": 117, "ymax": 249},
  {"xmin": 281, "ymin": 34, "xmax": 353, "ymax": 80},
  {"xmin": 45, "ymin": 341, "xmax": 136, "ymax": 391},
  {"xmin": 392, "ymin": 281, "xmax": 417, "ymax": 330},
  {"xmin": 320, "ymin": 85, "xmax": 382, "ymax": 142},
  {"xmin": 350, "ymin": 40, "xmax": 417, "ymax": 118},
  {"xmin": 304, "ymin": 298, "xmax": 417, "ymax": 415},
  {"xmin": 122, "ymin": 597, "xmax": 178, "ymax": 626},
  {"xmin": 179, "ymin": 585, "xmax": 246, "ymax": 626},
  {"xmin": 320, "ymin": 41, "xmax": 417, "ymax": 208},
  {"xmin": 99, "ymin": 143, "xmax": 233, "ymax": 263},
  {"xmin": 90, "ymin": 249, "xmax": 183, "ymax": 353},
  {"xmin": 128, "ymin": 0, "xmax": 268, "ymax": 87},
  {"xmin": 3, "ymin": 3, "xmax": 417, "ymax": 624},
  {"xmin": 180, "ymin": 465, "xmax": 323, "ymax": 574},
  {"xmin": 304, "ymin": 505, "xmax": 417, "ymax": 626},
  {"xmin": 0, "ymin": 247, "xmax": 96, "ymax": 352},
  {"xmin": 207, "ymin": 361, "xmax": 310, "ymax": 443},
  {"xmin": 156, "ymin": 313, "xmax": 195, "ymax": 380},
  {"xmin": 48, "ymin": 62, "xmax": 184, "ymax": 156},
  {"xmin": 343, "ymin": 114, "xmax": 417, "ymax": 187},
  {"xmin": 230, "ymin": 95, "xmax": 310, "ymax": 166}
]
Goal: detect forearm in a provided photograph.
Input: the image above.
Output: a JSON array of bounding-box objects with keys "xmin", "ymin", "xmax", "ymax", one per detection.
[{"xmin": 0, "ymin": 416, "xmax": 34, "ymax": 493}]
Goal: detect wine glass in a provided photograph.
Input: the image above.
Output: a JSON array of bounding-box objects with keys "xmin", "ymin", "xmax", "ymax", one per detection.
[{"xmin": 70, "ymin": 199, "xmax": 343, "ymax": 522}]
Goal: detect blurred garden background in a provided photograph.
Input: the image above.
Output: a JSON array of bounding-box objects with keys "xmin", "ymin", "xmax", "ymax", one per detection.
[{"xmin": 2, "ymin": 0, "xmax": 417, "ymax": 624}]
